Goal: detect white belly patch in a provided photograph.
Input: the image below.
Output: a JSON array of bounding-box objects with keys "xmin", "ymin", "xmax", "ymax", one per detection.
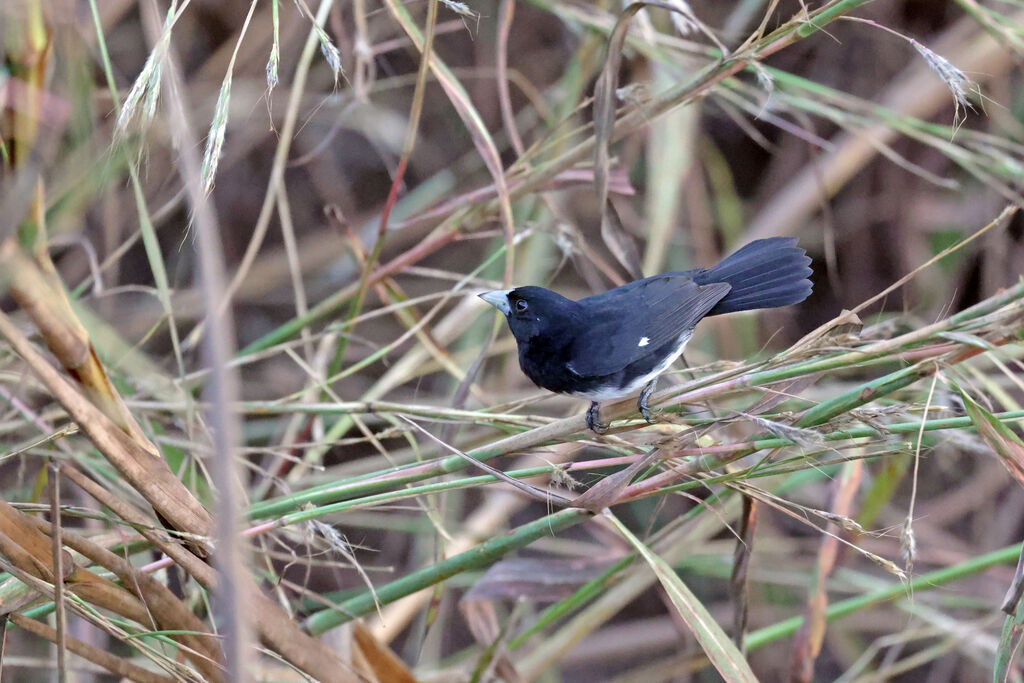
[{"xmin": 568, "ymin": 331, "xmax": 692, "ymax": 401}]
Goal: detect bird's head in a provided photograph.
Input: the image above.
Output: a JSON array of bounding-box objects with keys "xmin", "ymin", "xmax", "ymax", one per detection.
[{"xmin": 479, "ymin": 286, "xmax": 578, "ymax": 343}]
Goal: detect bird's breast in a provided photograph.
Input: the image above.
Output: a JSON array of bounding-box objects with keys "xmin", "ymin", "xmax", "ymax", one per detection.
[{"xmin": 516, "ymin": 338, "xmax": 579, "ymax": 394}]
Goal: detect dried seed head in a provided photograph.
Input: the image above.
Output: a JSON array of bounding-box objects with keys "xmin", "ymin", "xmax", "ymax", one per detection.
[
  {"xmin": 266, "ymin": 44, "xmax": 280, "ymax": 93},
  {"xmin": 440, "ymin": 0, "xmax": 475, "ymax": 17},
  {"xmin": 911, "ymin": 39, "xmax": 979, "ymax": 126},
  {"xmin": 900, "ymin": 519, "xmax": 918, "ymax": 573}
]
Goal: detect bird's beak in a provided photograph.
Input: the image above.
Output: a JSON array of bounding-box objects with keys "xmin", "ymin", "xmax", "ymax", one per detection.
[{"xmin": 478, "ymin": 289, "xmax": 512, "ymax": 315}]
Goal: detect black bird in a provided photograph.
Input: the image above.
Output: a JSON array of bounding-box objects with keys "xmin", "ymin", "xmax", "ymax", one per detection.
[{"xmin": 479, "ymin": 237, "xmax": 813, "ymax": 432}]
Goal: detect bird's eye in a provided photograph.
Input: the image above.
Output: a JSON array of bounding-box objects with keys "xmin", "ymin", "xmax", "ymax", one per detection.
[{"xmin": 514, "ymin": 299, "xmax": 529, "ymax": 313}]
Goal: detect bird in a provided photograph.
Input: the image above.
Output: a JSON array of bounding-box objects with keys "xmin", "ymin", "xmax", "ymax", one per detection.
[{"xmin": 479, "ymin": 237, "xmax": 813, "ymax": 432}]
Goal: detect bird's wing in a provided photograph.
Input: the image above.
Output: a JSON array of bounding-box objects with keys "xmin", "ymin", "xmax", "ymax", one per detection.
[{"xmin": 566, "ymin": 277, "xmax": 731, "ymax": 378}]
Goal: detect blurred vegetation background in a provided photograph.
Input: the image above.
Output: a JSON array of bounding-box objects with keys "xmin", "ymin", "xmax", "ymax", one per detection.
[{"xmin": 2, "ymin": 0, "xmax": 1024, "ymax": 680}]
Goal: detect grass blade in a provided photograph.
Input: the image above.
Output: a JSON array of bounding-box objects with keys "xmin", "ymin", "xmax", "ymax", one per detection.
[{"xmin": 603, "ymin": 509, "xmax": 758, "ymax": 682}]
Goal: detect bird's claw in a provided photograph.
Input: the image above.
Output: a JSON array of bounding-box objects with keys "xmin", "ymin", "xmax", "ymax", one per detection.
[
  {"xmin": 638, "ymin": 379, "xmax": 657, "ymax": 425},
  {"xmin": 586, "ymin": 402, "xmax": 609, "ymax": 433}
]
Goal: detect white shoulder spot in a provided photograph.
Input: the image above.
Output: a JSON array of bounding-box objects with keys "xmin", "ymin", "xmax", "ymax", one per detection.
[{"xmin": 638, "ymin": 336, "xmax": 649, "ymax": 347}]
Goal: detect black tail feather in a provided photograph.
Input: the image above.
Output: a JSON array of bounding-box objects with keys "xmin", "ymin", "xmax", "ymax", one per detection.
[{"xmin": 695, "ymin": 237, "xmax": 813, "ymax": 315}]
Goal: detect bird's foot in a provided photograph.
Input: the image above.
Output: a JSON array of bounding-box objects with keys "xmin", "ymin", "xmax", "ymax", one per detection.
[
  {"xmin": 586, "ymin": 402, "xmax": 609, "ymax": 433},
  {"xmin": 638, "ymin": 379, "xmax": 657, "ymax": 424}
]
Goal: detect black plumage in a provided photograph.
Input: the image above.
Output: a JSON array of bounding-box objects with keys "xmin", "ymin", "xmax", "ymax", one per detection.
[{"xmin": 480, "ymin": 237, "xmax": 813, "ymax": 431}]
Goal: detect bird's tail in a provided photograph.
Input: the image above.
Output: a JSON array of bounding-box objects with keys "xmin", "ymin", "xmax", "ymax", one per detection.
[{"xmin": 696, "ymin": 237, "xmax": 813, "ymax": 316}]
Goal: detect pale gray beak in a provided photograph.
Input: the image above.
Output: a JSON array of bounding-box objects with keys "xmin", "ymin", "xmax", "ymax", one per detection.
[{"xmin": 479, "ymin": 289, "xmax": 512, "ymax": 315}]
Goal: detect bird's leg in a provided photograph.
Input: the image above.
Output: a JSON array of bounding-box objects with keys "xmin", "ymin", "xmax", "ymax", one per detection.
[
  {"xmin": 638, "ymin": 379, "xmax": 657, "ymax": 424},
  {"xmin": 586, "ymin": 401, "xmax": 608, "ymax": 433}
]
